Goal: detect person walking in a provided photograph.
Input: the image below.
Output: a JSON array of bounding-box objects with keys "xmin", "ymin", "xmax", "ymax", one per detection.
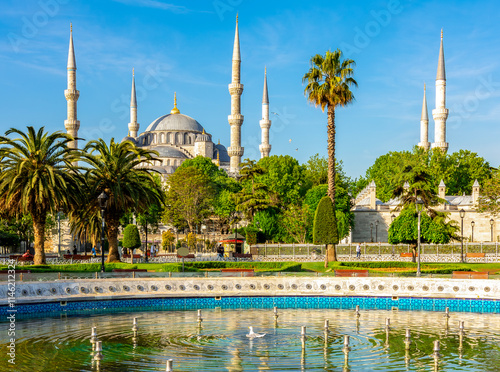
[
  {"xmin": 91, "ymin": 246, "xmax": 96, "ymax": 257},
  {"xmin": 356, "ymin": 243, "xmax": 361, "ymax": 259}
]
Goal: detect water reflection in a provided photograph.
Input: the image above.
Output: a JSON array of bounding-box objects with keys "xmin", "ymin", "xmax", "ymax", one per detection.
[{"xmin": 1, "ymin": 308, "xmax": 500, "ymax": 371}]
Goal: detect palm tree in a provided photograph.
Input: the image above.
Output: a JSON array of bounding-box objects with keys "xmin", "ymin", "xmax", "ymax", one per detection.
[
  {"xmin": 303, "ymin": 49, "xmax": 357, "ymax": 262},
  {"xmin": 82, "ymin": 139, "xmax": 163, "ymax": 262},
  {"xmin": 0, "ymin": 126, "xmax": 81, "ymax": 264}
]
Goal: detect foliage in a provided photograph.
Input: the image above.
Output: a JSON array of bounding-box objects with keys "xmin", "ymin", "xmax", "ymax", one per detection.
[
  {"xmin": 245, "ymin": 227, "xmax": 258, "ymax": 245},
  {"xmin": 478, "ymin": 170, "xmax": 500, "ymax": 216},
  {"xmin": 182, "ymin": 261, "xmax": 302, "ymax": 272},
  {"xmin": 122, "ymin": 224, "xmax": 141, "ymax": 249},
  {"xmin": 304, "ymin": 153, "xmax": 328, "ymax": 187},
  {"xmin": 313, "ymin": 196, "xmax": 339, "ymax": 245},
  {"xmin": 163, "ymin": 166, "xmax": 215, "ymax": 231},
  {"xmin": 186, "ymin": 232, "xmax": 197, "ymax": 249},
  {"xmin": 253, "ymin": 208, "xmax": 284, "ymax": 243},
  {"xmin": 388, "ymin": 204, "xmax": 458, "ymax": 245},
  {"xmin": 162, "ymin": 230, "xmax": 175, "ymax": 251},
  {"xmin": 279, "ymin": 204, "xmax": 312, "ymax": 243},
  {"xmin": 0, "ymin": 126, "xmax": 81, "ymax": 264},
  {"xmin": 234, "ymin": 159, "xmax": 270, "ymax": 220},
  {"xmin": 364, "ymin": 147, "xmax": 492, "ymax": 202},
  {"xmin": 257, "ymin": 155, "xmax": 308, "ymax": 207}
]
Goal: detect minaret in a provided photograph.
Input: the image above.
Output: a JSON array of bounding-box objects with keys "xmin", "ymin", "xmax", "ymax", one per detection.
[
  {"xmin": 128, "ymin": 68, "xmax": 139, "ymax": 138},
  {"xmin": 418, "ymin": 83, "xmax": 430, "ymax": 150},
  {"xmin": 431, "ymin": 29, "xmax": 449, "ymax": 152},
  {"xmin": 227, "ymin": 14, "xmax": 244, "ymax": 173},
  {"xmin": 259, "ymin": 67, "xmax": 272, "ymax": 158},
  {"xmin": 64, "ymin": 23, "xmax": 80, "ymax": 149}
]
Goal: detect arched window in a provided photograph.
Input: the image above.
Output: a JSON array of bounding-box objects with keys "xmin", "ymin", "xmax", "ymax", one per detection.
[
  {"xmin": 160, "ymin": 133, "xmax": 165, "ymax": 143},
  {"xmin": 166, "ymin": 132, "xmax": 171, "ymax": 144},
  {"xmin": 184, "ymin": 133, "xmax": 189, "ymax": 144},
  {"xmin": 175, "ymin": 133, "xmax": 180, "ymax": 144}
]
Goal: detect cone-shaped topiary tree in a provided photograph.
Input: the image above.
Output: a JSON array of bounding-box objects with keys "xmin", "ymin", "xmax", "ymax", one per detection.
[{"xmin": 313, "ymin": 196, "xmax": 339, "ymax": 267}]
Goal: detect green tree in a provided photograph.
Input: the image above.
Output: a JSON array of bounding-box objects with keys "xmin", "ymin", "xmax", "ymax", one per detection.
[
  {"xmin": 257, "ymin": 155, "xmax": 308, "ymax": 207},
  {"xmin": 478, "ymin": 170, "xmax": 500, "ymax": 216},
  {"xmin": 82, "ymin": 138, "xmax": 163, "ymax": 262},
  {"xmin": 303, "ymin": 49, "xmax": 357, "ymax": 264},
  {"xmin": 163, "ymin": 166, "xmax": 215, "ymax": 231},
  {"xmin": 0, "ymin": 126, "xmax": 80, "ymax": 264},
  {"xmin": 122, "ymin": 224, "xmax": 141, "ymax": 250},
  {"xmin": 280, "ymin": 204, "xmax": 312, "ymax": 243},
  {"xmin": 234, "ymin": 159, "xmax": 270, "ymax": 220},
  {"xmin": 162, "ymin": 230, "xmax": 175, "ymax": 252},
  {"xmin": 304, "ymin": 153, "xmax": 328, "ymax": 187},
  {"xmin": 313, "ymin": 196, "xmax": 339, "ymax": 266}
]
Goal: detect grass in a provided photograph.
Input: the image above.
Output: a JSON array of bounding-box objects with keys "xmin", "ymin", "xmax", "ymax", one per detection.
[{"xmin": 3, "ymin": 260, "xmax": 500, "ymax": 274}]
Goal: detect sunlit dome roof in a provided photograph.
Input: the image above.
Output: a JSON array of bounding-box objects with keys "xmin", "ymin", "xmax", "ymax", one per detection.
[
  {"xmin": 153, "ymin": 145, "xmax": 189, "ymax": 158},
  {"xmin": 145, "ymin": 113, "xmax": 204, "ymax": 133}
]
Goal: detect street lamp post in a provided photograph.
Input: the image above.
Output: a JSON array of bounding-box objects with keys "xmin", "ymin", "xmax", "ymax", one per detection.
[
  {"xmin": 57, "ymin": 209, "xmax": 62, "ymax": 257},
  {"xmin": 490, "ymin": 219, "xmax": 494, "ymax": 242},
  {"xmin": 84, "ymin": 218, "xmax": 89, "ymax": 256},
  {"xmin": 370, "ymin": 223, "xmax": 373, "ymax": 243},
  {"xmin": 459, "ymin": 209, "xmax": 465, "ymax": 263},
  {"xmin": 375, "ymin": 220, "xmax": 379, "ymax": 243},
  {"xmin": 416, "ymin": 199, "xmax": 423, "ymax": 277},
  {"xmin": 201, "ymin": 225, "xmax": 207, "ymax": 252},
  {"xmin": 144, "ymin": 212, "xmax": 149, "ymax": 263},
  {"xmin": 98, "ymin": 191, "xmax": 108, "ymax": 273},
  {"xmin": 471, "ymin": 221, "xmax": 475, "ymax": 243}
]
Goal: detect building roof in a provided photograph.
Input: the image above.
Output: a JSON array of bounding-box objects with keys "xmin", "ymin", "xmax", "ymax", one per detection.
[
  {"xmin": 215, "ymin": 143, "xmax": 230, "ymax": 163},
  {"xmin": 145, "ymin": 113, "xmax": 204, "ymax": 133},
  {"xmin": 153, "ymin": 145, "xmax": 190, "ymax": 158}
]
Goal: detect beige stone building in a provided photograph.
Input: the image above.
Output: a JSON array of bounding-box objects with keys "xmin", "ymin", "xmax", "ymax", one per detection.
[{"xmin": 351, "ymin": 180, "xmax": 498, "ymax": 243}]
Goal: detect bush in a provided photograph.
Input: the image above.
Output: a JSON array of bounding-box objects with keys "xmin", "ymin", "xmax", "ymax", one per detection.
[
  {"xmin": 339, "ymin": 261, "xmax": 417, "ymax": 269},
  {"xmin": 122, "ymin": 224, "xmax": 141, "ymax": 249}
]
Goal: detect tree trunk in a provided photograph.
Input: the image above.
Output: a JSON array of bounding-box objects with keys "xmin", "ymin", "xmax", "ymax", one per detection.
[
  {"xmin": 32, "ymin": 215, "xmax": 46, "ymax": 265},
  {"xmin": 106, "ymin": 217, "xmax": 121, "ymax": 263},
  {"xmin": 411, "ymin": 244, "xmax": 417, "ymax": 263},
  {"xmin": 324, "ymin": 244, "xmax": 328, "ymax": 268},
  {"xmin": 327, "ymin": 105, "xmax": 336, "ymax": 209}
]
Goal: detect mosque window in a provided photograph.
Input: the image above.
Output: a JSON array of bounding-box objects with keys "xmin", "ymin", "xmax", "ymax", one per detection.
[
  {"xmin": 160, "ymin": 133, "xmax": 165, "ymax": 143},
  {"xmin": 184, "ymin": 133, "xmax": 188, "ymax": 144}
]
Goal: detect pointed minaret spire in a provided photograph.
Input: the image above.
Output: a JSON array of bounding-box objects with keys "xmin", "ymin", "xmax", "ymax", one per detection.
[
  {"xmin": 64, "ymin": 23, "xmax": 80, "ymax": 151},
  {"xmin": 259, "ymin": 67, "xmax": 272, "ymax": 158},
  {"xmin": 436, "ymin": 29, "xmax": 446, "ymax": 80},
  {"xmin": 432, "ymin": 29, "xmax": 449, "ymax": 152},
  {"xmin": 128, "ymin": 68, "xmax": 139, "ymax": 138},
  {"xmin": 418, "ymin": 83, "xmax": 430, "ymax": 150},
  {"xmin": 171, "ymin": 92, "xmax": 180, "ymax": 114},
  {"xmin": 228, "ymin": 14, "xmax": 244, "ymax": 173}
]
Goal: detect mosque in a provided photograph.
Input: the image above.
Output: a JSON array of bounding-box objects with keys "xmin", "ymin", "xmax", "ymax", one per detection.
[{"xmin": 63, "ymin": 17, "xmax": 272, "ymax": 177}]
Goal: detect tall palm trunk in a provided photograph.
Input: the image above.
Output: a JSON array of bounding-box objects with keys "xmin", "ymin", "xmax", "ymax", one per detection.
[
  {"xmin": 326, "ymin": 104, "xmax": 338, "ymax": 264},
  {"xmin": 32, "ymin": 215, "xmax": 46, "ymax": 265}
]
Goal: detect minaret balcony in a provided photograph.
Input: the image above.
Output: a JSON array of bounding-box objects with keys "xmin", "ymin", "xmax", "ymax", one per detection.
[
  {"xmin": 432, "ymin": 108, "xmax": 449, "ymax": 121},
  {"xmin": 259, "ymin": 119, "xmax": 271, "ymax": 129},
  {"xmin": 228, "ymin": 115, "xmax": 244, "ymax": 125},
  {"xmin": 228, "ymin": 83, "xmax": 244, "ymax": 95},
  {"xmin": 227, "ymin": 146, "xmax": 244, "ymax": 157},
  {"xmin": 64, "ymin": 89, "xmax": 80, "ymax": 101}
]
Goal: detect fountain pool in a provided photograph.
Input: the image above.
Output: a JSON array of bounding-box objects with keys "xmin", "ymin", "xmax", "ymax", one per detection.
[{"xmin": 2, "ymin": 307, "xmax": 500, "ymax": 371}]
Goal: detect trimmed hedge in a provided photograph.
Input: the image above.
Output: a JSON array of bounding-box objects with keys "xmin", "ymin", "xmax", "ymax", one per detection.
[{"xmin": 339, "ymin": 261, "xmax": 417, "ymax": 269}]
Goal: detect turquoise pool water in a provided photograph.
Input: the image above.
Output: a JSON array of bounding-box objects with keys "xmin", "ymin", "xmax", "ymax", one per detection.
[{"xmin": 2, "ymin": 307, "xmax": 499, "ymax": 371}]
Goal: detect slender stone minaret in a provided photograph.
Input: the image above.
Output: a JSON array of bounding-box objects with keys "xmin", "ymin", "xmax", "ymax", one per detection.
[
  {"xmin": 64, "ymin": 23, "xmax": 80, "ymax": 149},
  {"xmin": 128, "ymin": 68, "xmax": 139, "ymax": 138},
  {"xmin": 418, "ymin": 83, "xmax": 430, "ymax": 150},
  {"xmin": 259, "ymin": 67, "xmax": 272, "ymax": 158},
  {"xmin": 431, "ymin": 29, "xmax": 449, "ymax": 152},
  {"xmin": 227, "ymin": 14, "xmax": 244, "ymax": 173}
]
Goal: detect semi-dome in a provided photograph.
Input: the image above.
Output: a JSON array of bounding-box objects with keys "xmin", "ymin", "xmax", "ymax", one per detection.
[
  {"xmin": 145, "ymin": 113, "xmax": 204, "ymax": 133},
  {"xmin": 215, "ymin": 143, "xmax": 230, "ymax": 163},
  {"xmin": 121, "ymin": 136, "xmax": 137, "ymax": 144},
  {"xmin": 153, "ymin": 145, "xmax": 190, "ymax": 158},
  {"xmin": 195, "ymin": 130, "xmax": 211, "ymax": 142}
]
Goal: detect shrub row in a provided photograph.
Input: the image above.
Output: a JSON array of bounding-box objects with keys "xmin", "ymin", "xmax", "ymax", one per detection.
[{"xmin": 339, "ymin": 261, "xmax": 418, "ymax": 269}]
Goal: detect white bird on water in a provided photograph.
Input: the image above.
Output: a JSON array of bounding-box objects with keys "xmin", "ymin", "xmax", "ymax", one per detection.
[{"xmin": 246, "ymin": 326, "xmax": 266, "ymax": 338}]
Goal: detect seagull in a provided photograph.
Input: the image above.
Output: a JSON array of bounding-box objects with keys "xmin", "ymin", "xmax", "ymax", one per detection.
[{"xmin": 246, "ymin": 326, "xmax": 266, "ymax": 338}]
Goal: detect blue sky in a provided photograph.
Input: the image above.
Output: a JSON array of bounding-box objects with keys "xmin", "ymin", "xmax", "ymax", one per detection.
[{"xmin": 1, "ymin": 0, "xmax": 500, "ymax": 179}]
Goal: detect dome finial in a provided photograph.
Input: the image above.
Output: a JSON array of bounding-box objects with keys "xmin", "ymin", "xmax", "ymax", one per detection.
[
  {"xmin": 218, "ymin": 138, "xmax": 220, "ymax": 145},
  {"xmin": 202, "ymin": 128, "xmax": 206, "ymax": 134},
  {"xmin": 170, "ymin": 92, "xmax": 180, "ymax": 114},
  {"xmin": 216, "ymin": 151, "xmax": 220, "ymax": 166}
]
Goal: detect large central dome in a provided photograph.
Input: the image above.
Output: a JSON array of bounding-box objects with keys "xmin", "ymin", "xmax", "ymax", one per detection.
[{"xmin": 145, "ymin": 113, "xmax": 204, "ymax": 132}]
